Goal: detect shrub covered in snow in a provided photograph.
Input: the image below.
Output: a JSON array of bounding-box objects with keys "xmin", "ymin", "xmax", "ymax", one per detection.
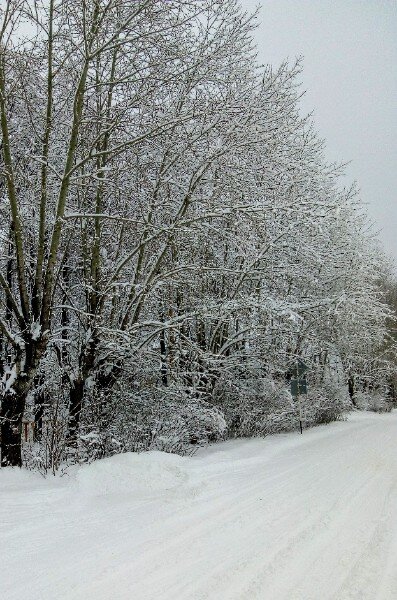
[
  {"xmin": 301, "ymin": 382, "xmax": 350, "ymax": 425},
  {"xmin": 213, "ymin": 377, "xmax": 349, "ymax": 438},
  {"xmin": 353, "ymin": 390, "xmax": 393, "ymax": 413},
  {"xmin": 77, "ymin": 386, "xmax": 227, "ymax": 462}
]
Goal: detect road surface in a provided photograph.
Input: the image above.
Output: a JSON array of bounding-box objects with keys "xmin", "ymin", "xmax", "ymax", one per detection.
[{"xmin": 1, "ymin": 411, "xmax": 396, "ymax": 599}]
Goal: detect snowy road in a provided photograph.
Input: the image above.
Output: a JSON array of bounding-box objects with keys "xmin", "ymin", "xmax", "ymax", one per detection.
[{"xmin": 1, "ymin": 411, "xmax": 397, "ymax": 600}]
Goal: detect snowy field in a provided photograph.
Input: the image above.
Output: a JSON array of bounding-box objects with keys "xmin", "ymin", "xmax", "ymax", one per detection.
[{"xmin": 1, "ymin": 411, "xmax": 397, "ymax": 600}]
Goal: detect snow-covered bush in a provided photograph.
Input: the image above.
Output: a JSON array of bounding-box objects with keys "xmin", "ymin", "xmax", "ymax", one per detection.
[
  {"xmin": 213, "ymin": 377, "xmax": 349, "ymax": 438},
  {"xmin": 353, "ymin": 390, "xmax": 393, "ymax": 413},
  {"xmin": 213, "ymin": 377, "xmax": 296, "ymax": 436},
  {"xmin": 22, "ymin": 364, "xmax": 69, "ymax": 475},
  {"xmin": 300, "ymin": 382, "xmax": 350, "ymax": 425},
  {"xmin": 77, "ymin": 386, "xmax": 227, "ymax": 462}
]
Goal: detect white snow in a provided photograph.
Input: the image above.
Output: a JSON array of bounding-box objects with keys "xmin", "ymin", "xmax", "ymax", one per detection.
[
  {"xmin": 1, "ymin": 411, "xmax": 397, "ymax": 600},
  {"xmin": 75, "ymin": 451, "xmax": 189, "ymax": 497}
]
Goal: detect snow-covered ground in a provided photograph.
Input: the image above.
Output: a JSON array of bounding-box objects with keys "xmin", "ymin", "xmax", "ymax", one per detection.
[{"xmin": 1, "ymin": 411, "xmax": 397, "ymax": 600}]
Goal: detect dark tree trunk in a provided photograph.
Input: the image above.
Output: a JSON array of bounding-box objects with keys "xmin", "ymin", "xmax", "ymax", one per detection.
[
  {"xmin": 92, "ymin": 362, "xmax": 123, "ymax": 434},
  {"xmin": 68, "ymin": 378, "xmax": 84, "ymax": 444},
  {"xmin": 387, "ymin": 376, "xmax": 396, "ymax": 403},
  {"xmin": 34, "ymin": 393, "xmax": 45, "ymax": 442},
  {"xmin": 348, "ymin": 375, "xmax": 356, "ymax": 406},
  {"xmin": 160, "ymin": 328, "xmax": 168, "ymax": 386},
  {"xmin": 0, "ymin": 389, "xmax": 26, "ymax": 467},
  {"xmin": 60, "ymin": 260, "xmax": 70, "ymax": 372},
  {"xmin": 0, "ymin": 335, "xmax": 4, "ymax": 381},
  {"xmin": 32, "ymin": 374, "xmax": 46, "ymax": 442},
  {"xmin": 6, "ymin": 223, "xmax": 14, "ymax": 324}
]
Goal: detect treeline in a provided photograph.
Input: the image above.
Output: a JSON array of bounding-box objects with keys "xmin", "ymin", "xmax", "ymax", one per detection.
[{"xmin": 0, "ymin": 0, "xmax": 395, "ymax": 470}]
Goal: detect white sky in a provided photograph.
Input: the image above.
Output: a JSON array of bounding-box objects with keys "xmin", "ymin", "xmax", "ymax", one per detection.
[{"xmin": 241, "ymin": 0, "xmax": 397, "ymax": 265}]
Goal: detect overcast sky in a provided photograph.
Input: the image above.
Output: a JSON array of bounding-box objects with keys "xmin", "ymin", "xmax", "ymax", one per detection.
[{"xmin": 242, "ymin": 0, "xmax": 397, "ymax": 265}]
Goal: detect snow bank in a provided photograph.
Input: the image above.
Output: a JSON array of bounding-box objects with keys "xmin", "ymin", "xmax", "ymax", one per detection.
[{"xmin": 75, "ymin": 450, "xmax": 189, "ymax": 497}]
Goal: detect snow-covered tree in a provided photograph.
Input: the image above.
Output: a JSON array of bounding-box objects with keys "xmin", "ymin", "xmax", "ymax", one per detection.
[{"xmin": 0, "ymin": 0, "xmax": 394, "ymax": 468}]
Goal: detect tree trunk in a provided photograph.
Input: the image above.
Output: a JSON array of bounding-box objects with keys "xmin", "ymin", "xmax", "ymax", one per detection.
[
  {"xmin": 0, "ymin": 339, "xmax": 46, "ymax": 466},
  {"xmin": 160, "ymin": 328, "xmax": 168, "ymax": 386},
  {"xmin": 68, "ymin": 378, "xmax": 84, "ymax": 445},
  {"xmin": 33, "ymin": 392, "xmax": 45, "ymax": 442},
  {"xmin": 348, "ymin": 375, "xmax": 357, "ymax": 407},
  {"xmin": 0, "ymin": 389, "xmax": 26, "ymax": 467}
]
